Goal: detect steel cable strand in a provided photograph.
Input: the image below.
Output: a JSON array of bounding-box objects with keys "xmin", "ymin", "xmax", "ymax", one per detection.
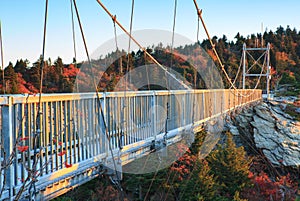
[
  {"xmin": 228, "ymin": 50, "xmax": 267, "ymax": 98},
  {"xmin": 96, "ymin": 0, "xmax": 190, "ymax": 90},
  {"xmin": 120, "ymin": 0, "xmax": 135, "ymax": 150},
  {"xmin": 163, "ymin": 0, "xmax": 178, "ymax": 151},
  {"xmin": 73, "ymin": 0, "xmax": 125, "ymax": 199},
  {"xmin": 28, "ymin": 0, "xmax": 49, "ymax": 200},
  {"xmin": 230, "ymin": 53, "xmax": 243, "ymax": 88},
  {"xmin": 0, "ymin": 21, "xmax": 5, "ymax": 94},
  {"xmin": 193, "ymin": 0, "xmax": 263, "ymax": 98}
]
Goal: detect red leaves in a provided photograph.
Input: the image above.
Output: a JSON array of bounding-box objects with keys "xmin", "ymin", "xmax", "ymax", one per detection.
[
  {"xmin": 17, "ymin": 145, "xmax": 29, "ymax": 152},
  {"xmin": 58, "ymin": 150, "xmax": 66, "ymax": 156},
  {"xmin": 18, "ymin": 178, "xmax": 25, "ymax": 183},
  {"xmin": 52, "ymin": 138, "xmax": 63, "ymax": 146},
  {"xmin": 17, "ymin": 137, "xmax": 30, "ymax": 152},
  {"xmin": 243, "ymin": 171, "xmax": 298, "ymax": 201},
  {"xmin": 65, "ymin": 162, "xmax": 72, "ymax": 168},
  {"xmin": 19, "ymin": 136, "xmax": 30, "ymax": 141}
]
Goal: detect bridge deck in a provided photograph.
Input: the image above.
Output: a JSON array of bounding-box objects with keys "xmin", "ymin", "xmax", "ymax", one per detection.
[{"xmin": 0, "ymin": 89, "xmax": 261, "ymax": 200}]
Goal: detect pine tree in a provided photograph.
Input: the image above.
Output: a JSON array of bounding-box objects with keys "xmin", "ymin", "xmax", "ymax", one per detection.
[
  {"xmin": 207, "ymin": 132, "xmax": 251, "ymax": 199},
  {"xmin": 180, "ymin": 160, "xmax": 217, "ymax": 201},
  {"xmin": 5, "ymin": 62, "xmax": 18, "ymax": 93}
]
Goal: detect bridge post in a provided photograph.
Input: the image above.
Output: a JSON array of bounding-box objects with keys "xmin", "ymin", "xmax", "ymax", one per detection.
[
  {"xmin": 151, "ymin": 91, "xmax": 157, "ymax": 146},
  {"xmin": 2, "ymin": 96, "xmax": 14, "ymax": 200},
  {"xmin": 266, "ymin": 43, "xmax": 271, "ymax": 99},
  {"xmin": 242, "ymin": 43, "xmax": 246, "ymax": 89}
]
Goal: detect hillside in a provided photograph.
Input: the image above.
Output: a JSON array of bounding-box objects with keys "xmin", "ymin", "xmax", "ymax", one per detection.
[{"xmin": 0, "ymin": 26, "xmax": 299, "ymax": 94}]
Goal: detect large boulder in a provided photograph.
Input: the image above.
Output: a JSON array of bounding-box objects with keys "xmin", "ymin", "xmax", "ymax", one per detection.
[{"xmin": 230, "ymin": 101, "xmax": 300, "ymax": 167}]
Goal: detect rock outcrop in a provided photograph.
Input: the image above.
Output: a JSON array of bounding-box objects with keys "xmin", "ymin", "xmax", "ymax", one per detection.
[{"xmin": 226, "ymin": 101, "xmax": 300, "ymax": 167}]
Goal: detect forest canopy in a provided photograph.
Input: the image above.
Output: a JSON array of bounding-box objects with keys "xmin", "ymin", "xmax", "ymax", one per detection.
[{"xmin": 1, "ymin": 26, "xmax": 299, "ymax": 94}]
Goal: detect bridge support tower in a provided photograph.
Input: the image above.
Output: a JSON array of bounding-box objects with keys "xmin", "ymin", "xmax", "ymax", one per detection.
[{"xmin": 242, "ymin": 42, "xmax": 271, "ymax": 99}]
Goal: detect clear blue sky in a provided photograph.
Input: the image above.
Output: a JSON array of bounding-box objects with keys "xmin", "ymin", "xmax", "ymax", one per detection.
[{"xmin": 0, "ymin": 0, "xmax": 299, "ymax": 67}]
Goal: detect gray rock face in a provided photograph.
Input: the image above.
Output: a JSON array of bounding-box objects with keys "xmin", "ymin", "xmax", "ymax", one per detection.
[{"xmin": 230, "ymin": 101, "xmax": 300, "ymax": 167}]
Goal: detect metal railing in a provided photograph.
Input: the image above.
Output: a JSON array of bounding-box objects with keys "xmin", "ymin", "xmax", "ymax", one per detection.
[{"xmin": 0, "ymin": 89, "xmax": 261, "ymax": 200}]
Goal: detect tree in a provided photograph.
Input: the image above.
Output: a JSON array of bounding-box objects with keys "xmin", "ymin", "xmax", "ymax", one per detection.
[
  {"xmin": 207, "ymin": 132, "xmax": 251, "ymax": 199},
  {"xmin": 180, "ymin": 160, "xmax": 217, "ymax": 201},
  {"xmin": 4, "ymin": 62, "xmax": 19, "ymax": 93},
  {"xmin": 279, "ymin": 72, "xmax": 297, "ymax": 85}
]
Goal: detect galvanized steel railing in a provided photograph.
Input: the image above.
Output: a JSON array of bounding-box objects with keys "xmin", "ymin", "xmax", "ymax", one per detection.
[{"xmin": 0, "ymin": 89, "xmax": 261, "ymax": 200}]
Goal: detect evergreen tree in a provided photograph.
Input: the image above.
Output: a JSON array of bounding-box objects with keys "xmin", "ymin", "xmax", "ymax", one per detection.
[
  {"xmin": 4, "ymin": 62, "xmax": 18, "ymax": 93},
  {"xmin": 279, "ymin": 72, "xmax": 297, "ymax": 85},
  {"xmin": 180, "ymin": 160, "xmax": 217, "ymax": 201},
  {"xmin": 207, "ymin": 132, "xmax": 251, "ymax": 199}
]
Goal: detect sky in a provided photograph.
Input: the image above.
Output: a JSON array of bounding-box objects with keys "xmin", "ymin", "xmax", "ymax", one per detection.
[{"xmin": 0, "ymin": 0, "xmax": 299, "ymax": 67}]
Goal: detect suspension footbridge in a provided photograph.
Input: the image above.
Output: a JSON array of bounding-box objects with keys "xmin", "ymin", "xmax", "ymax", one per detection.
[
  {"xmin": 0, "ymin": 0, "xmax": 272, "ymax": 200},
  {"xmin": 0, "ymin": 89, "xmax": 261, "ymax": 200}
]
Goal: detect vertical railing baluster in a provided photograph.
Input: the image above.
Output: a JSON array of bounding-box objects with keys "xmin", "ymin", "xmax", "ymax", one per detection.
[
  {"xmin": 151, "ymin": 91, "xmax": 156, "ymax": 140},
  {"xmin": 13, "ymin": 104, "xmax": 18, "ymax": 187},
  {"xmin": 63, "ymin": 101, "xmax": 68, "ymax": 167},
  {"xmin": 84, "ymin": 100, "xmax": 89, "ymax": 159},
  {"xmin": 90, "ymin": 98, "xmax": 95, "ymax": 157},
  {"xmin": 70, "ymin": 100, "xmax": 74, "ymax": 162},
  {"xmin": 68, "ymin": 100, "xmax": 73, "ymax": 166},
  {"xmin": 26, "ymin": 103, "xmax": 31, "ymax": 172},
  {"xmin": 38, "ymin": 101, "xmax": 44, "ymax": 177},
  {"xmin": 49, "ymin": 102, "xmax": 54, "ymax": 172},
  {"xmin": 20, "ymin": 103, "xmax": 26, "ymax": 185},
  {"xmin": 74, "ymin": 99, "xmax": 80, "ymax": 162},
  {"xmin": 54, "ymin": 102, "xmax": 59, "ymax": 170},
  {"xmin": 78, "ymin": 99, "xmax": 84, "ymax": 160},
  {"xmin": 94, "ymin": 98, "xmax": 100, "ymax": 155},
  {"xmin": 43, "ymin": 102, "xmax": 49, "ymax": 175},
  {"xmin": 113, "ymin": 97, "xmax": 117, "ymax": 149},
  {"xmin": 58, "ymin": 101, "xmax": 63, "ymax": 169},
  {"xmin": 2, "ymin": 97, "xmax": 14, "ymax": 198}
]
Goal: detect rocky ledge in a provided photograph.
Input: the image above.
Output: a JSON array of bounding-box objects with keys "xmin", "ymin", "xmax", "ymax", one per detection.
[{"xmin": 226, "ymin": 101, "xmax": 300, "ymax": 167}]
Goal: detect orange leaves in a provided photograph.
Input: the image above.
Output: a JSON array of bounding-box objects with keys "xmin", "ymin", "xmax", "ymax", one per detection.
[{"xmin": 17, "ymin": 145, "xmax": 29, "ymax": 152}]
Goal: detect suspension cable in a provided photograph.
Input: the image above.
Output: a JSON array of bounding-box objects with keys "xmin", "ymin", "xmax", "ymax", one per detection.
[
  {"xmin": 72, "ymin": 0, "xmax": 124, "ymax": 198},
  {"xmin": 113, "ymin": 16, "xmax": 119, "ymax": 53},
  {"xmin": 112, "ymin": 16, "xmax": 125, "ymax": 150},
  {"xmin": 96, "ymin": 0, "xmax": 189, "ymax": 90},
  {"xmin": 120, "ymin": 0, "xmax": 135, "ymax": 150},
  {"xmin": 170, "ymin": 0, "xmax": 177, "ymax": 69},
  {"xmin": 143, "ymin": 164, "xmax": 161, "ymax": 201},
  {"xmin": 193, "ymin": 0, "xmax": 264, "ymax": 98},
  {"xmin": 70, "ymin": 0, "xmax": 77, "ymax": 63},
  {"xmin": 231, "ymin": 53, "xmax": 243, "ymax": 87},
  {"xmin": 163, "ymin": 0, "xmax": 178, "ymax": 145},
  {"xmin": 29, "ymin": 0, "xmax": 49, "ymax": 199},
  {"xmin": 70, "ymin": 0, "xmax": 79, "ymax": 92},
  {"xmin": 125, "ymin": 0, "xmax": 134, "ymax": 89},
  {"xmin": 126, "ymin": 0, "xmax": 134, "ymax": 74},
  {"xmin": 144, "ymin": 51, "xmax": 150, "ymax": 90},
  {"xmin": 192, "ymin": 13, "xmax": 201, "ymax": 126},
  {"xmin": 0, "ymin": 20, "xmax": 5, "ymax": 94}
]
